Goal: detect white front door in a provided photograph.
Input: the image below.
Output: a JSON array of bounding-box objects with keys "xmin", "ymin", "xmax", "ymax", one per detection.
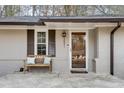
[{"xmin": 69, "ymin": 31, "xmax": 88, "ymax": 72}]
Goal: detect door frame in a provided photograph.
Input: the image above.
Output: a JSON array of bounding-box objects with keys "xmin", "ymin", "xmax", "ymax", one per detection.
[{"xmin": 69, "ymin": 30, "xmax": 89, "ymax": 71}]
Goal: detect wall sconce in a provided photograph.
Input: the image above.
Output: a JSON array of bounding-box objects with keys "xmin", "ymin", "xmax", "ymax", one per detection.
[
  {"xmin": 62, "ymin": 31, "xmax": 66, "ymax": 37},
  {"xmin": 62, "ymin": 31, "xmax": 66, "ymax": 47}
]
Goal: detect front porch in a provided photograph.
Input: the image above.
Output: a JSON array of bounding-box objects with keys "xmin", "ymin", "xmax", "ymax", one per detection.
[
  {"xmin": 0, "ymin": 22, "xmax": 124, "ymax": 79},
  {"xmin": 0, "ymin": 72, "xmax": 124, "ymax": 88}
]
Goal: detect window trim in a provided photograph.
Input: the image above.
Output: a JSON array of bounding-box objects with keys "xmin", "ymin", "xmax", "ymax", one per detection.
[{"xmin": 34, "ymin": 29, "xmax": 48, "ymax": 55}]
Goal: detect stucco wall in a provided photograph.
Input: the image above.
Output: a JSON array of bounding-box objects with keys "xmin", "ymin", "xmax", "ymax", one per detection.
[
  {"xmin": 0, "ymin": 29, "xmax": 70, "ymax": 75},
  {"xmin": 95, "ymin": 27, "xmax": 124, "ymax": 79},
  {"xmin": 88, "ymin": 29, "xmax": 95, "ymax": 72},
  {"xmin": 52, "ymin": 30, "xmax": 96, "ymax": 73},
  {"xmin": 114, "ymin": 27, "xmax": 124, "ymax": 79},
  {"xmin": 0, "ymin": 29, "xmax": 27, "ymax": 59},
  {"xmin": 53, "ymin": 30, "xmax": 97, "ymax": 73},
  {"xmin": 52, "ymin": 30, "xmax": 70, "ymax": 73},
  {"xmin": 2, "ymin": 27, "xmax": 123, "ymax": 76},
  {"xmin": 96, "ymin": 27, "xmax": 112, "ymax": 74},
  {"xmin": 0, "ymin": 29, "xmax": 27, "ymax": 76},
  {"xmin": 0, "ymin": 61, "xmax": 24, "ymax": 76}
]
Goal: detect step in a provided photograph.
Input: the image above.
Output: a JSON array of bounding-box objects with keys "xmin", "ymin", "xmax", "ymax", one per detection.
[{"xmin": 71, "ymin": 68, "xmax": 88, "ymax": 73}]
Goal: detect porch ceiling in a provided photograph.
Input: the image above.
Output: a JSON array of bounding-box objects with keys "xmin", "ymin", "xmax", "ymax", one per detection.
[
  {"xmin": 46, "ymin": 22, "xmax": 95, "ymax": 30},
  {"xmin": 45, "ymin": 22, "xmax": 121, "ymax": 30}
]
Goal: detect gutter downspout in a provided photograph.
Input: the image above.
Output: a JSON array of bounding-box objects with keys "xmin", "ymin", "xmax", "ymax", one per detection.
[{"xmin": 110, "ymin": 22, "xmax": 121, "ymax": 75}]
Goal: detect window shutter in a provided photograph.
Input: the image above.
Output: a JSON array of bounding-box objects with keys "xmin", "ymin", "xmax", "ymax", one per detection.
[
  {"xmin": 48, "ymin": 30, "xmax": 56, "ymax": 57},
  {"xmin": 27, "ymin": 29, "xmax": 34, "ymax": 56}
]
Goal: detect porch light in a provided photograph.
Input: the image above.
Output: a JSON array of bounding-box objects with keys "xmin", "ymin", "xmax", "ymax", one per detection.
[
  {"xmin": 62, "ymin": 31, "xmax": 66, "ymax": 47},
  {"xmin": 62, "ymin": 31, "xmax": 66, "ymax": 37}
]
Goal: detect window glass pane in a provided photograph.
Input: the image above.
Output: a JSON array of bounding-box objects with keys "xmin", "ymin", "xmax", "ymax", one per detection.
[
  {"xmin": 37, "ymin": 44, "xmax": 46, "ymax": 55},
  {"xmin": 41, "ymin": 44, "xmax": 46, "ymax": 50},
  {"xmin": 37, "ymin": 32, "xmax": 46, "ymax": 43},
  {"xmin": 37, "ymin": 44, "xmax": 42, "ymax": 50},
  {"xmin": 37, "ymin": 44, "xmax": 46, "ymax": 50},
  {"xmin": 37, "ymin": 38, "xmax": 46, "ymax": 43},
  {"xmin": 41, "ymin": 50, "xmax": 46, "ymax": 55},
  {"xmin": 37, "ymin": 32, "xmax": 46, "ymax": 37},
  {"xmin": 41, "ymin": 38, "xmax": 46, "ymax": 43},
  {"xmin": 37, "ymin": 49, "xmax": 46, "ymax": 55},
  {"xmin": 37, "ymin": 32, "xmax": 42, "ymax": 37},
  {"xmin": 37, "ymin": 38, "xmax": 42, "ymax": 43},
  {"xmin": 41, "ymin": 32, "xmax": 46, "ymax": 37},
  {"xmin": 37, "ymin": 50, "xmax": 42, "ymax": 55},
  {"xmin": 37, "ymin": 32, "xmax": 46, "ymax": 55}
]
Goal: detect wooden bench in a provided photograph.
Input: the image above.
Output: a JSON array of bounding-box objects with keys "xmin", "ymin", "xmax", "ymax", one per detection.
[{"xmin": 24, "ymin": 55, "xmax": 52, "ymax": 73}]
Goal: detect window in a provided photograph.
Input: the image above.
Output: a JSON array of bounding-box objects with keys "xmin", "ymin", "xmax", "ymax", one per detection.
[
  {"xmin": 36, "ymin": 32, "xmax": 47, "ymax": 55},
  {"xmin": 35, "ymin": 30, "xmax": 56, "ymax": 56}
]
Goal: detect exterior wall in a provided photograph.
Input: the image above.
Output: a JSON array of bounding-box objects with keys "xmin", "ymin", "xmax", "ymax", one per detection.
[
  {"xmin": 52, "ymin": 29, "xmax": 97, "ymax": 73},
  {"xmin": 96, "ymin": 27, "xmax": 112, "ymax": 74},
  {"xmin": 88, "ymin": 29, "xmax": 95, "ymax": 72},
  {"xmin": 52, "ymin": 29, "xmax": 96, "ymax": 73},
  {"xmin": 0, "ymin": 26, "xmax": 124, "ymax": 78},
  {"xmin": 47, "ymin": 25, "xmax": 124, "ymax": 76},
  {"xmin": 0, "ymin": 29, "xmax": 27, "ymax": 59},
  {"xmin": 52, "ymin": 30, "xmax": 70, "ymax": 73},
  {"xmin": 95, "ymin": 27, "xmax": 124, "ymax": 79},
  {"xmin": 0, "ymin": 27, "xmax": 118, "ymax": 76},
  {"xmin": 0, "ymin": 61, "xmax": 24, "ymax": 76},
  {"xmin": 0, "ymin": 29, "xmax": 27, "ymax": 76},
  {"xmin": 114, "ymin": 27, "xmax": 124, "ymax": 79},
  {"xmin": 92, "ymin": 29, "xmax": 98, "ymax": 72}
]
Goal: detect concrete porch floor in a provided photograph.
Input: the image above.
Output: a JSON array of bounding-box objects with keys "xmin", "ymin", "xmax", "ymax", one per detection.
[{"xmin": 0, "ymin": 72, "xmax": 124, "ymax": 88}]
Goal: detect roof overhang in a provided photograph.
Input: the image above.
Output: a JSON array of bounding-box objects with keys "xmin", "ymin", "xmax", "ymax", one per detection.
[
  {"xmin": 1, "ymin": 16, "xmax": 124, "ymax": 26},
  {"xmin": 39, "ymin": 16, "xmax": 124, "ymax": 23},
  {"xmin": 0, "ymin": 22, "xmax": 45, "ymax": 25}
]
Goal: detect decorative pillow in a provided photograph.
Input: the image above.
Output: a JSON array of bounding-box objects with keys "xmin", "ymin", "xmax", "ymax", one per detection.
[
  {"xmin": 35, "ymin": 56, "xmax": 44, "ymax": 64},
  {"xmin": 44, "ymin": 57, "xmax": 51, "ymax": 64},
  {"xmin": 27, "ymin": 57, "xmax": 35, "ymax": 64}
]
